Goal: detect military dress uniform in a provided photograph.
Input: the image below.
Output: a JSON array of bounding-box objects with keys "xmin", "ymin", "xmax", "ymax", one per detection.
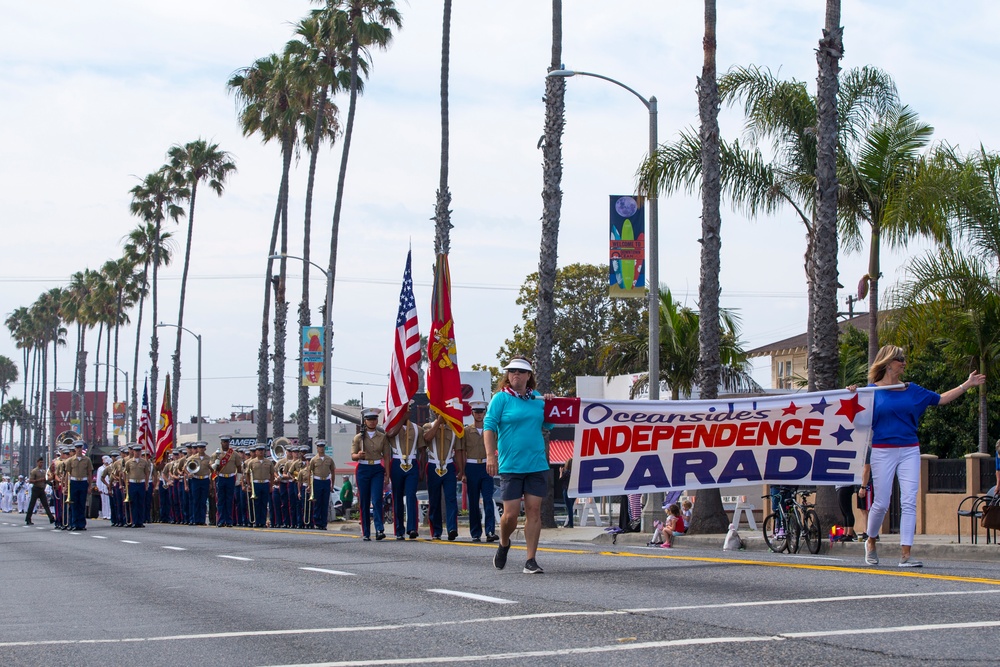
[
  {"xmin": 306, "ymin": 444, "xmax": 336, "ymax": 530},
  {"xmin": 423, "ymin": 419, "xmax": 459, "ymax": 540},
  {"xmin": 124, "ymin": 445, "xmax": 151, "ymax": 528},
  {"xmin": 235, "ymin": 449, "xmax": 250, "ymax": 527},
  {"xmin": 459, "ymin": 404, "xmax": 497, "ymax": 542},
  {"xmin": 388, "ymin": 419, "xmax": 424, "ymax": 539},
  {"xmin": 247, "ymin": 446, "xmax": 275, "ymax": 527},
  {"xmin": 51, "ymin": 451, "xmax": 68, "ymax": 529},
  {"xmin": 284, "ymin": 448, "xmax": 304, "ymax": 528},
  {"xmin": 211, "ymin": 439, "xmax": 242, "ymax": 527},
  {"xmin": 185, "ymin": 445, "xmax": 211, "ymax": 525},
  {"xmin": 25, "ymin": 462, "xmax": 55, "ymax": 524},
  {"xmin": 65, "ymin": 444, "xmax": 94, "ymax": 531},
  {"xmin": 270, "ymin": 452, "xmax": 290, "ymax": 528},
  {"xmin": 354, "ymin": 409, "xmax": 391, "ymax": 541}
]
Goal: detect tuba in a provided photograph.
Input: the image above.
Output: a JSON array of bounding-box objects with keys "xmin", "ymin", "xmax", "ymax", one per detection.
[
  {"xmin": 270, "ymin": 437, "xmax": 289, "ymax": 462},
  {"xmin": 56, "ymin": 430, "xmax": 80, "ymax": 446},
  {"xmin": 185, "ymin": 459, "xmax": 200, "ymax": 475}
]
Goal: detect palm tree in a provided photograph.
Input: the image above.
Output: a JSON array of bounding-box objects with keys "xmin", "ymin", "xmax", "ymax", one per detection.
[
  {"xmin": 319, "ymin": 0, "xmax": 401, "ymax": 439},
  {"xmin": 165, "ymin": 139, "xmax": 236, "ymax": 443},
  {"xmin": 602, "ymin": 290, "xmax": 762, "ymax": 400},
  {"xmin": 1, "ymin": 398, "xmax": 25, "ymax": 453},
  {"xmin": 534, "ymin": 0, "xmax": 564, "ymax": 401},
  {"xmin": 5, "ymin": 308, "xmax": 32, "ymax": 458},
  {"xmin": 433, "ymin": 0, "xmax": 453, "ymax": 256},
  {"xmin": 123, "ymin": 222, "xmax": 172, "ymax": 441},
  {"xmin": 130, "ymin": 170, "xmax": 186, "ymax": 425},
  {"xmin": 0, "ymin": 355, "xmax": 17, "ymax": 406},
  {"xmin": 28, "ymin": 289, "xmax": 64, "ymax": 454}
]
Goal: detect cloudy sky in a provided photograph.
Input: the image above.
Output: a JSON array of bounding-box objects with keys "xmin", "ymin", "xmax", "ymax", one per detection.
[{"xmin": 2, "ymin": 1, "xmax": 997, "ymax": 425}]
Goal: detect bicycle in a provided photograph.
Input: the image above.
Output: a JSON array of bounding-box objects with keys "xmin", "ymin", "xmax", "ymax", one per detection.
[{"xmin": 762, "ymin": 487, "xmax": 822, "ymax": 555}]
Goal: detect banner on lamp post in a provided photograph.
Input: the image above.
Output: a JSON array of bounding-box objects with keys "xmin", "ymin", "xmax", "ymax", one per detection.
[
  {"xmin": 302, "ymin": 325, "xmax": 325, "ymax": 387},
  {"xmin": 609, "ymin": 195, "xmax": 646, "ymax": 298}
]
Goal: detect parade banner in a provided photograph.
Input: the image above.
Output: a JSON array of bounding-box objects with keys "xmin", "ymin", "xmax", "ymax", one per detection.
[
  {"xmin": 427, "ymin": 253, "xmax": 464, "ymax": 438},
  {"xmin": 112, "ymin": 401, "xmax": 126, "ymax": 435},
  {"xmin": 302, "ymin": 326, "xmax": 325, "ymax": 387},
  {"xmin": 567, "ymin": 389, "xmax": 874, "ymax": 497},
  {"xmin": 609, "ymin": 195, "xmax": 646, "ymax": 298}
]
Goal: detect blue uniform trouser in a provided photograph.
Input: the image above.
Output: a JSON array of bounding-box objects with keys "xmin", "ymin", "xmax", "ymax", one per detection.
[
  {"xmin": 180, "ymin": 485, "xmax": 191, "ymax": 524},
  {"xmin": 357, "ymin": 464, "xmax": 385, "ymax": 538},
  {"xmin": 426, "ymin": 461, "xmax": 457, "ymax": 538},
  {"xmin": 286, "ymin": 482, "xmax": 300, "ymax": 528},
  {"xmin": 390, "ymin": 459, "xmax": 419, "ymax": 537},
  {"xmin": 109, "ymin": 486, "xmax": 120, "ymax": 525},
  {"xmin": 69, "ymin": 479, "xmax": 88, "ymax": 529},
  {"xmin": 53, "ymin": 489, "xmax": 64, "ymax": 527},
  {"xmin": 145, "ymin": 484, "xmax": 153, "ymax": 524},
  {"xmin": 191, "ymin": 477, "xmax": 210, "ymax": 524},
  {"xmin": 128, "ymin": 482, "xmax": 147, "ymax": 527},
  {"xmin": 235, "ymin": 485, "xmax": 247, "ymax": 526},
  {"xmin": 216, "ymin": 476, "xmax": 235, "ymax": 526},
  {"xmin": 311, "ymin": 478, "xmax": 331, "ymax": 529},
  {"xmin": 158, "ymin": 486, "xmax": 169, "ymax": 522},
  {"xmin": 464, "ymin": 462, "xmax": 495, "ymax": 539},
  {"xmin": 252, "ymin": 482, "xmax": 270, "ymax": 527}
]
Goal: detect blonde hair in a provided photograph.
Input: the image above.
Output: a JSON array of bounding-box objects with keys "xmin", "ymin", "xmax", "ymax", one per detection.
[{"xmin": 868, "ymin": 345, "xmax": 905, "ymax": 383}]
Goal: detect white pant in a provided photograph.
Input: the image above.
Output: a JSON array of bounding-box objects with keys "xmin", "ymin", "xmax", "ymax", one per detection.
[
  {"xmin": 867, "ymin": 445, "xmax": 920, "ymax": 546},
  {"xmin": 101, "ymin": 493, "xmax": 111, "ymax": 520}
]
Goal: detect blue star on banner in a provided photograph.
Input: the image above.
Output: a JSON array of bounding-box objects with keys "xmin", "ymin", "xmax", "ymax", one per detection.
[
  {"xmin": 809, "ymin": 397, "xmax": 831, "ymax": 414},
  {"xmin": 830, "ymin": 424, "xmax": 855, "ymax": 445}
]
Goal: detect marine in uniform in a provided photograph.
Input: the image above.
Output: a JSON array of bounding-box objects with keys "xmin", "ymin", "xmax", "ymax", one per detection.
[
  {"xmin": 386, "ymin": 411, "xmax": 424, "ymax": 539},
  {"xmin": 284, "ymin": 445, "xmax": 304, "ymax": 528},
  {"xmin": 459, "ymin": 401, "xmax": 498, "ymax": 542},
  {"xmin": 25, "ymin": 457, "xmax": 55, "ymax": 525},
  {"xmin": 142, "ymin": 450, "xmax": 155, "ymax": 524},
  {"xmin": 186, "ymin": 442, "xmax": 211, "ymax": 525},
  {"xmin": 353, "ymin": 408, "xmax": 391, "ymax": 541},
  {"xmin": 50, "ymin": 447, "xmax": 69, "ymax": 529},
  {"xmin": 211, "ymin": 435, "xmax": 241, "ymax": 527},
  {"xmin": 306, "ymin": 441, "xmax": 336, "ymax": 530},
  {"xmin": 247, "ymin": 443, "xmax": 275, "ymax": 527},
  {"xmin": 270, "ymin": 440, "xmax": 290, "ymax": 528},
  {"xmin": 125, "ymin": 443, "xmax": 151, "ymax": 528},
  {"xmin": 235, "ymin": 448, "xmax": 250, "ymax": 527},
  {"xmin": 423, "ymin": 414, "xmax": 460, "ymax": 540},
  {"xmin": 65, "ymin": 441, "xmax": 94, "ymax": 531}
]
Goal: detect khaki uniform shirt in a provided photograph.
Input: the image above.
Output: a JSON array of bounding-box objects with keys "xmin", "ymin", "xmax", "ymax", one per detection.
[
  {"xmin": 247, "ymin": 458, "xmax": 275, "ymax": 482},
  {"xmin": 460, "ymin": 426, "xmax": 488, "ymax": 461},
  {"xmin": 125, "ymin": 458, "xmax": 151, "ymax": 483},
  {"xmin": 29, "ymin": 466, "xmax": 46, "ymax": 489},
  {"xmin": 211, "ymin": 449, "xmax": 242, "ymax": 475},
  {"xmin": 352, "ymin": 431, "xmax": 390, "ymax": 462},
  {"xmin": 185, "ymin": 453, "xmax": 211, "ymax": 478},
  {"xmin": 389, "ymin": 421, "xmax": 423, "ymax": 468},
  {"xmin": 422, "ymin": 422, "xmax": 457, "ymax": 467},
  {"xmin": 307, "ymin": 455, "xmax": 336, "ymax": 479},
  {"xmin": 66, "ymin": 454, "xmax": 94, "ymax": 481}
]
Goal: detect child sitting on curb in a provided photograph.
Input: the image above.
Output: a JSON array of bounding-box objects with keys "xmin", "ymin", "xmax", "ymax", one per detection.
[{"xmin": 658, "ymin": 503, "xmax": 685, "ymax": 548}]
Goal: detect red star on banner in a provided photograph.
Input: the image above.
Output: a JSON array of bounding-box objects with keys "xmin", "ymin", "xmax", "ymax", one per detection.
[
  {"xmin": 782, "ymin": 402, "xmax": 800, "ymax": 416},
  {"xmin": 836, "ymin": 394, "xmax": 865, "ymax": 422}
]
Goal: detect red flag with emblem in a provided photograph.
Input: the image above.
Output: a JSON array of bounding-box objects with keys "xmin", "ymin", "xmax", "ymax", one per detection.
[
  {"xmin": 426, "ymin": 254, "xmax": 464, "ymax": 438},
  {"xmin": 154, "ymin": 374, "xmax": 173, "ymax": 464}
]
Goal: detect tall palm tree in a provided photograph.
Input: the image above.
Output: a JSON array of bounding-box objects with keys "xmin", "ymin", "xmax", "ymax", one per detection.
[
  {"xmin": 534, "ymin": 0, "xmax": 564, "ymax": 401},
  {"xmin": 0, "ymin": 355, "xmax": 17, "ymax": 407},
  {"xmin": 5, "ymin": 307, "xmax": 32, "ymax": 457},
  {"xmin": 319, "ymin": 0, "xmax": 401, "ymax": 440},
  {"xmin": 130, "ymin": 170, "xmax": 186, "ymax": 425},
  {"xmin": 433, "ymin": 0, "xmax": 453, "ymax": 256},
  {"xmin": 165, "ymin": 139, "xmax": 236, "ymax": 442},
  {"xmin": 29, "ymin": 289, "xmax": 63, "ymax": 454},
  {"xmin": 123, "ymin": 222, "xmax": 171, "ymax": 441}
]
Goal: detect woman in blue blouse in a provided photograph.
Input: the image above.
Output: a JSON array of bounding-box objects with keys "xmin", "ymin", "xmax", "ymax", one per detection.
[
  {"xmin": 484, "ymin": 356, "xmax": 554, "ymax": 574},
  {"xmin": 860, "ymin": 345, "xmax": 984, "ymax": 568}
]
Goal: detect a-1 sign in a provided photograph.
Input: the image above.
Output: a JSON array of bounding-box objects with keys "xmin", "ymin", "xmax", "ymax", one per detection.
[{"xmin": 543, "ymin": 397, "xmax": 581, "ymax": 425}]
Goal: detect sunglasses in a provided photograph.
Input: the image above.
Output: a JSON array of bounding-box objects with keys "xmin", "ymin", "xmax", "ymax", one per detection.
[
  {"xmin": 507, "ymin": 369, "xmax": 530, "ymax": 375},
  {"xmin": 893, "ymin": 355, "xmax": 905, "ymax": 363}
]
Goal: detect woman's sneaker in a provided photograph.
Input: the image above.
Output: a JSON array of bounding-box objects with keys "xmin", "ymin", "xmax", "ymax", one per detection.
[
  {"xmin": 864, "ymin": 542, "xmax": 879, "ymax": 565},
  {"xmin": 493, "ymin": 543, "xmax": 510, "ymax": 570},
  {"xmin": 898, "ymin": 556, "xmax": 923, "ymax": 568},
  {"xmin": 523, "ymin": 558, "xmax": 544, "ymax": 574}
]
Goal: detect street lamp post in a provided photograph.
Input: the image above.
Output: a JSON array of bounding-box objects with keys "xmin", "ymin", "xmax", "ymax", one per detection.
[
  {"xmin": 551, "ymin": 67, "xmax": 663, "ymax": 532},
  {"xmin": 156, "ymin": 323, "xmax": 202, "ymax": 442},
  {"xmin": 547, "ymin": 67, "xmax": 660, "ymax": 401},
  {"xmin": 95, "ymin": 363, "xmax": 129, "ymax": 442},
  {"xmin": 270, "ymin": 254, "xmax": 333, "ymax": 445}
]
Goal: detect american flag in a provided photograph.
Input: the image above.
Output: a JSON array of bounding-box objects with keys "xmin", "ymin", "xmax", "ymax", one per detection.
[
  {"xmin": 384, "ymin": 250, "xmax": 420, "ymax": 433},
  {"xmin": 137, "ymin": 379, "xmax": 155, "ymax": 458}
]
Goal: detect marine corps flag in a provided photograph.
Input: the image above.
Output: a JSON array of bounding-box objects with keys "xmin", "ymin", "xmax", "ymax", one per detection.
[
  {"xmin": 426, "ymin": 254, "xmax": 464, "ymax": 438},
  {"xmin": 154, "ymin": 374, "xmax": 173, "ymax": 464}
]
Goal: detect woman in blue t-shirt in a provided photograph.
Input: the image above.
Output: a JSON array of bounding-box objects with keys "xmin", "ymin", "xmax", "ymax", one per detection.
[{"xmin": 857, "ymin": 344, "xmax": 984, "ymax": 568}]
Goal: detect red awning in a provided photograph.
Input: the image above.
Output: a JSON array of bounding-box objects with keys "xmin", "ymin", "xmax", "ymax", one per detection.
[{"xmin": 548, "ymin": 440, "xmax": 575, "ymax": 465}]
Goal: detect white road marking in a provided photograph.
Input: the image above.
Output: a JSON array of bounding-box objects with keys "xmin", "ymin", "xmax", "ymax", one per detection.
[
  {"xmin": 427, "ymin": 589, "xmax": 516, "ymax": 605},
  {"xmin": 299, "ymin": 567, "xmax": 355, "ymax": 576},
  {"xmin": 218, "ymin": 555, "xmax": 252, "ymax": 561},
  {"xmin": 120, "ymin": 540, "xmax": 140, "ymax": 544},
  {"xmin": 92, "ymin": 536, "xmax": 107, "ymax": 539},
  {"xmin": 36, "ymin": 526, "xmax": 46, "ymax": 530},
  {"xmin": 1, "ymin": 589, "xmax": 996, "ymax": 649},
  {"xmin": 162, "ymin": 546, "xmax": 186, "ymax": 551}
]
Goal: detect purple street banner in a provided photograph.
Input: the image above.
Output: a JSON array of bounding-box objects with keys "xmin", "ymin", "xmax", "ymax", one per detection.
[
  {"xmin": 568, "ymin": 389, "xmax": 874, "ymax": 497},
  {"xmin": 302, "ymin": 325, "xmax": 325, "ymax": 387},
  {"xmin": 609, "ymin": 195, "xmax": 646, "ymax": 298}
]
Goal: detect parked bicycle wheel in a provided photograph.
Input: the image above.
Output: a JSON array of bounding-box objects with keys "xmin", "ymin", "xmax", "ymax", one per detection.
[
  {"xmin": 802, "ymin": 509, "xmax": 822, "ymax": 554},
  {"xmin": 787, "ymin": 510, "xmax": 802, "ymax": 554},
  {"xmin": 762, "ymin": 513, "xmax": 789, "ymax": 553}
]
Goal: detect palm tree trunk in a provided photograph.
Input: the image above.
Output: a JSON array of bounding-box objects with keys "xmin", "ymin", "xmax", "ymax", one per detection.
[
  {"xmin": 173, "ymin": 180, "xmax": 200, "ymax": 448},
  {"xmin": 273, "ymin": 147, "xmax": 291, "ymax": 438},
  {"xmin": 433, "ymin": 0, "xmax": 453, "ymax": 257},
  {"xmin": 77, "ymin": 328, "xmax": 87, "ymax": 440},
  {"xmin": 150, "ymin": 219, "xmax": 161, "ymax": 433},
  {"xmin": 689, "ymin": 0, "xmax": 729, "ymax": 535},
  {"xmin": 93, "ymin": 322, "xmax": 104, "ymax": 445},
  {"xmin": 866, "ymin": 225, "xmax": 881, "ymax": 366},
  {"xmin": 131, "ymin": 262, "xmax": 149, "ymax": 445}
]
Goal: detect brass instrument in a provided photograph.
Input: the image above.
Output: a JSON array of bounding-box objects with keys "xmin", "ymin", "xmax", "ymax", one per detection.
[
  {"xmin": 56, "ymin": 430, "xmax": 81, "ymax": 446},
  {"xmin": 123, "ymin": 470, "xmax": 132, "ymax": 526},
  {"xmin": 185, "ymin": 459, "xmax": 201, "ymax": 475},
  {"xmin": 270, "ymin": 437, "xmax": 288, "ymax": 462},
  {"xmin": 303, "ymin": 473, "xmax": 313, "ymax": 526},
  {"xmin": 245, "ymin": 463, "xmax": 257, "ymax": 525}
]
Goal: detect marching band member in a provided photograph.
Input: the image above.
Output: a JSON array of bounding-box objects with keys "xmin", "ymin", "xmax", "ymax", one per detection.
[
  {"xmin": 210, "ymin": 434, "xmax": 241, "ymax": 527},
  {"xmin": 247, "ymin": 443, "xmax": 276, "ymax": 528},
  {"xmin": 306, "ymin": 441, "xmax": 335, "ymax": 530},
  {"xmin": 353, "ymin": 408, "xmax": 391, "ymax": 541},
  {"xmin": 459, "ymin": 401, "xmax": 498, "ymax": 542},
  {"xmin": 65, "ymin": 440, "xmax": 94, "ymax": 531},
  {"xmin": 25, "ymin": 458, "xmax": 55, "ymax": 525},
  {"xmin": 284, "ymin": 445, "xmax": 305, "ymax": 529},
  {"xmin": 185, "ymin": 442, "xmax": 211, "ymax": 525},
  {"xmin": 143, "ymin": 450, "xmax": 155, "ymax": 524},
  {"xmin": 125, "ymin": 443, "xmax": 151, "ymax": 528},
  {"xmin": 50, "ymin": 447, "xmax": 69, "ymax": 530},
  {"xmin": 271, "ymin": 442, "xmax": 290, "ymax": 528},
  {"xmin": 296, "ymin": 448, "xmax": 313, "ymax": 528},
  {"xmin": 423, "ymin": 414, "xmax": 460, "ymax": 541},
  {"xmin": 235, "ymin": 447, "xmax": 249, "ymax": 527},
  {"xmin": 155, "ymin": 454, "xmax": 170, "ymax": 523},
  {"xmin": 386, "ymin": 409, "xmax": 424, "ymax": 540}
]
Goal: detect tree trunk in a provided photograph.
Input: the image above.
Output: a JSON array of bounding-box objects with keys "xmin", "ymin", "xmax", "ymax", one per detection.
[
  {"xmin": 93, "ymin": 322, "xmax": 103, "ymax": 445},
  {"xmin": 150, "ymin": 218, "xmax": 161, "ymax": 434},
  {"xmin": 811, "ymin": 0, "xmax": 845, "ymax": 528},
  {"xmin": 131, "ymin": 262, "xmax": 149, "ymax": 447},
  {"xmin": 866, "ymin": 225, "xmax": 880, "ymax": 366},
  {"xmin": 433, "ymin": 0, "xmax": 453, "ymax": 257},
  {"xmin": 273, "ymin": 156, "xmax": 290, "ymax": 438},
  {"xmin": 173, "ymin": 180, "xmax": 200, "ymax": 446},
  {"xmin": 689, "ymin": 0, "xmax": 729, "ymax": 535}
]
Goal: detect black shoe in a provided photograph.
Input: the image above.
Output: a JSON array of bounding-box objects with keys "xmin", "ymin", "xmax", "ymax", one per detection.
[
  {"xmin": 25, "ymin": 521, "xmax": 33, "ymax": 525},
  {"xmin": 432, "ymin": 534, "xmax": 441, "ymax": 540},
  {"xmin": 408, "ymin": 531, "xmax": 418, "ymax": 540},
  {"xmin": 494, "ymin": 542, "xmax": 510, "ymax": 570},
  {"xmin": 448, "ymin": 530, "xmax": 458, "ymax": 541},
  {"xmin": 486, "ymin": 533, "xmax": 499, "ymax": 543},
  {"xmin": 396, "ymin": 535, "xmax": 405, "ymax": 540},
  {"xmin": 363, "ymin": 536, "xmax": 371, "ymax": 541},
  {"xmin": 471, "ymin": 537, "xmax": 482, "ymax": 543},
  {"xmin": 523, "ymin": 558, "xmax": 544, "ymax": 574},
  {"xmin": 48, "ymin": 517, "xmax": 55, "ymax": 524},
  {"xmin": 375, "ymin": 532, "xmax": 386, "ymax": 541}
]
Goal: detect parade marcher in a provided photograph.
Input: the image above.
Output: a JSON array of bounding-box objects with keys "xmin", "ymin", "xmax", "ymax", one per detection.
[
  {"xmin": 235, "ymin": 448, "xmax": 250, "ymax": 527},
  {"xmin": 423, "ymin": 414, "xmax": 460, "ymax": 541},
  {"xmin": 143, "ymin": 450, "xmax": 156, "ymax": 524},
  {"xmin": 96, "ymin": 456, "xmax": 112, "ymax": 520},
  {"xmin": 185, "ymin": 442, "xmax": 211, "ymax": 525},
  {"xmin": 296, "ymin": 448, "xmax": 313, "ymax": 528},
  {"xmin": 269, "ymin": 439, "xmax": 292, "ymax": 529},
  {"xmin": 101, "ymin": 451, "xmax": 121, "ymax": 526},
  {"xmin": 211, "ymin": 434, "xmax": 241, "ymax": 527},
  {"xmin": 125, "ymin": 443, "xmax": 151, "ymax": 528},
  {"xmin": 16, "ymin": 476, "xmax": 30, "ymax": 514},
  {"xmin": 25, "ymin": 458, "xmax": 55, "ymax": 525},
  {"xmin": 65, "ymin": 441, "xmax": 94, "ymax": 531},
  {"xmin": 459, "ymin": 401, "xmax": 497, "ymax": 542},
  {"xmin": 0, "ymin": 475, "xmax": 13, "ymax": 513},
  {"xmin": 386, "ymin": 410, "xmax": 423, "ymax": 540},
  {"xmin": 246, "ymin": 443, "xmax": 275, "ymax": 528},
  {"xmin": 284, "ymin": 445, "xmax": 305, "ymax": 529},
  {"xmin": 353, "ymin": 408, "xmax": 391, "ymax": 541},
  {"xmin": 306, "ymin": 441, "xmax": 336, "ymax": 530},
  {"xmin": 50, "ymin": 447, "xmax": 69, "ymax": 529}
]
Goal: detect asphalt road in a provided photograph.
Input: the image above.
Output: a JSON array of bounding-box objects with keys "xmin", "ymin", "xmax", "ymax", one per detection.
[{"xmin": 2, "ymin": 518, "xmax": 999, "ymax": 667}]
